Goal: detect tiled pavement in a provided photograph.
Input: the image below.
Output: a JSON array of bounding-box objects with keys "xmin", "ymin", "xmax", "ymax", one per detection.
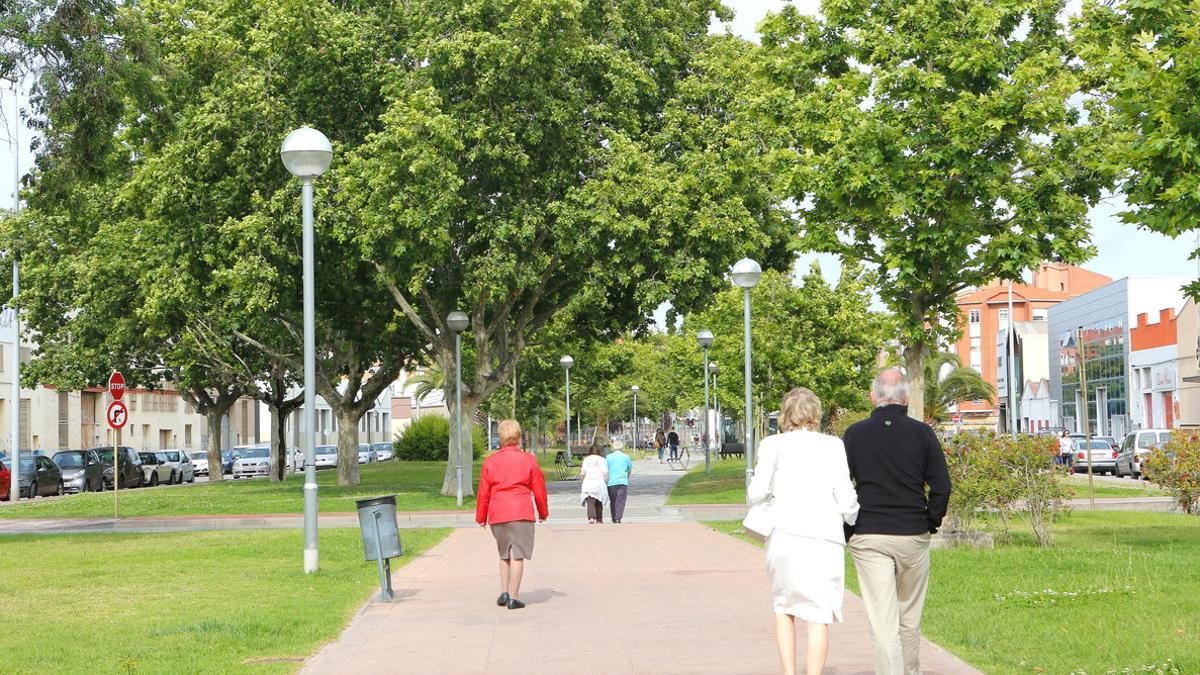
[{"xmin": 300, "ymin": 522, "xmax": 981, "ymax": 674}]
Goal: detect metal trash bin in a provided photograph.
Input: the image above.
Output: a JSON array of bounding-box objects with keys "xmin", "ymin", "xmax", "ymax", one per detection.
[{"xmin": 355, "ymin": 494, "xmax": 403, "ymax": 601}]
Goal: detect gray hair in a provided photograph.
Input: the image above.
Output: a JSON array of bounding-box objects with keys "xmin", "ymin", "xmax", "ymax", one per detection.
[{"xmin": 872, "ymin": 368, "xmax": 910, "ymax": 406}]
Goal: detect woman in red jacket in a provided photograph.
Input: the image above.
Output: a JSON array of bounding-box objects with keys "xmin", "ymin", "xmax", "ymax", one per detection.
[{"xmin": 475, "ymin": 419, "xmax": 549, "ymax": 610}]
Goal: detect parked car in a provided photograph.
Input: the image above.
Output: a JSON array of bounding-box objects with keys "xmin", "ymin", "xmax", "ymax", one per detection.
[
  {"xmin": 0, "ymin": 459, "xmax": 10, "ymax": 500},
  {"xmin": 138, "ymin": 452, "xmax": 174, "ymax": 487},
  {"xmin": 357, "ymin": 443, "xmax": 375, "ymax": 464},
  {"xmin": 1121, "ymin": 429, "xmax": 1174, "ymax": 479},
  {"xmin": 1094, "ymin": 435, "xmax": 1119, "ymax": 450},
  {"xmin": 314, "ymin": 444, "xmax": 337, "ymax": 469},
  {"xmin": 93, "ymin": 446, "xmax": 144, "ymax": 489},
  {"xmin": 232, "ymin": 445, "xmax": 272, "ymax": 479},
  {"xmin": 1072, "ymin": 438, "xmax": 1120, "ymax": 475},
  {"xmin": 371, "ymin": 442, "xmax": 394, "ymax": 462},
  {"xmin": 191, "ymin": 451, "xmax": 211, "ymax": 477},
  {"xmin": 159, "ymin": 449, "xmax": 195, "ymax": 484},
  {"xmin": 19, "ymin": 454, "xmax": 64, "ymax": 498},
  {"xmin": 222, "ymin": 450, "xmax": 238, "ymax": 475},
  {"xmin": 52, "ymin": 449, "xmax": 105, "ymax": 493}
]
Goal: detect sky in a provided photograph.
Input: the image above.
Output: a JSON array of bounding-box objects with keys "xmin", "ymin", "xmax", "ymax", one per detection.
[{"xmin": 1, "ymin": 0, "xmax": 1196, "ymax": 287}]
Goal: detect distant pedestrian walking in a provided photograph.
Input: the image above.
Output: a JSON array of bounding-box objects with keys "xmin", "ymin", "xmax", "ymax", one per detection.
[
  {"xmin": 843, "ymin": 369, "xmax": 952, "ymax": 674},
  {"xmin": 605, "ymin": 445, "xmax": 633, "ymax": 523},
  {"xmin": 475, "ymin": 419, "xmax": 549, "ymax": 611},
  {"xmin": 654, "ymin": 429, "xmax": 666, "ymax": 462},
  {"xmin": 667, "ymin": 429, "xmax": 680, "ymax": 460},
  {"xmin": 578, "ymin": 446, "xmax": 608, "ymax": 523},
  {"xmin": 749, "ymin": 387, "xmax": 859, "ymax": 675}
]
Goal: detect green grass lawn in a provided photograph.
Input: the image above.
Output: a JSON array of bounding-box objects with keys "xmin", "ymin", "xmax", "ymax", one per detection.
[
  {"xmin": 708, "ymin": 512, "xmax": 1200, "ymax": 674},
  {"xmin": 0, "ymin": 461, "xmax": 478, "ymax": 518},
  {"xmin": 1065, "ymin": 478, "xmax": 1168, "ymax": 499},
  {"xmin": 0, "ymin": 527, "xmax": 449, "ymax": 673},
  {"xmin": 665, "ymin": 458, "xmax": 747, "ymax": 505},
  {"xmin": 669, "ymin": 459, "xmax": 1169, "ymax": 505}
]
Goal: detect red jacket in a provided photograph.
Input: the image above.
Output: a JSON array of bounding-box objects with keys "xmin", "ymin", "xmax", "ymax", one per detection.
[{"xmin": 475, "ymin": 446, "xmax": 550, "ymax": 525}]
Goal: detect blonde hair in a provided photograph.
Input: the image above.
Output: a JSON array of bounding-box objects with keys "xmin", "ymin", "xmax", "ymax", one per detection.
[
  {"xmin": 778, "ymin": 387, "xmax": 822, "ymax": 432},
  {"xmin": 498, "ymin": 419, "xmax": 522, "ymax": 447}
]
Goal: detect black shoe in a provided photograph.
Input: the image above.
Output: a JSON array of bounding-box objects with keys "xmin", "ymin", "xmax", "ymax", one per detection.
[
  {"xmin": 507, "ymin": 598, "xmax": 526, "ymax": 610},
  {"xmin": 496, "ymin": 592, "xmax": 509, "ymax": 606}
]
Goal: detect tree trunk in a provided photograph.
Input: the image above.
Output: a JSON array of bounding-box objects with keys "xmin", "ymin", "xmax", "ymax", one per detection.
[
  {"xmin": 905, "ymin": 345, "xmax": 928, "ymax": 422},
  {"xmin": 205, "ymin": 410, "xmax": 226, "ymax": 483},
  {"xmin": 442, "ymin": 393, "xmax": 480, "ymax": 497},
  {"xmin": 267, "ymin": 403, "xmax": 290, "ymax": 482},
  {"xmin": 336, "ymin": 409, "xmax": 362, "ymax": 487}
]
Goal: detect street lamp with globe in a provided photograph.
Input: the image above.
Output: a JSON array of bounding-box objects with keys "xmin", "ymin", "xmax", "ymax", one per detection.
[
  {"xmin": 697, "ymin": 330, "xmax": 714, "ymax": 473},
  {"xmin": 560, "ymin": 356, "xmax": 574, "ymax": 457},
  {"xmin": 281, "ymin": 126, "xmax": 333, "ymax": 574},
  {"xmin": 731, "ymin": 258, "xmax": 762, "ymax": 497},
  {"xmin": 446, "ymin": 311, "xmax": 470, "ymax": 506}
]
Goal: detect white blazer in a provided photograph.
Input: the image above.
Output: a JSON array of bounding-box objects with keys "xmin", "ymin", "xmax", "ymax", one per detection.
[{"xmin": 748, "ymin": 429, "xmax": 859, "ymax": 544}]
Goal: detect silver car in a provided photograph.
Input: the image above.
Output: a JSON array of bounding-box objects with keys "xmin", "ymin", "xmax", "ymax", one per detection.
[
  {"xmin": 138, "ymin": 451, "xmax": 175, "ymax": 487},
  {"xmin": 232, "ymin": 445, "xmax": 272, "ymax": 479},
  {"xmin": 357, "ymin": 443, "xmax": 375, "ymax": 464},
  {"xmin": 314, "ymin": 444, "xmax": 338, "ymax": 469},
  {"xmin": 191, "ymin": 451, "xmax": 211, "ymax": 477},
  {"xmin": 160, "ymin": 449, "xmax": 195, "ymax": 484},
  {"xmin": 1071, "ymin": 438, "xmax": 1119, "ymax": 475},
  {"xmin": 371, "ymin": 442, "xmax": 394, "ymax": 462}
]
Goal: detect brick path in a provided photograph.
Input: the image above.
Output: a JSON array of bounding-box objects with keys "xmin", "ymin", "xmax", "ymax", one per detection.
[{"xmin": 301, "ymin": 522, "xmax": 980, "ymax": 674}]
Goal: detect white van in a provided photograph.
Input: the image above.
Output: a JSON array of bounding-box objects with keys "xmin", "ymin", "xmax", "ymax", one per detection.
[{"xmin": 1119, "ymin": 429, "xmax": 1174, "ymax": 479}]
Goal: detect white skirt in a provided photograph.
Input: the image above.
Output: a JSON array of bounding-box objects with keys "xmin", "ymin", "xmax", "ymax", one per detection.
[{"xmin": 765, "ymin": 531, "xmax": 846, "ymax": 624}]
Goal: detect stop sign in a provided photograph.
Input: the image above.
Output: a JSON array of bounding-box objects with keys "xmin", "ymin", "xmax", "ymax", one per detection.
[{"xmin": 108, "ymin": 371, "xmax": 126, "ymax": 400}]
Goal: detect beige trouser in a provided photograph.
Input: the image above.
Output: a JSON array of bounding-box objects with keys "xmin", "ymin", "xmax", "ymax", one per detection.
[{"xmin": 849, "ymin": 533, "xmax": 932, "ymax": 675}]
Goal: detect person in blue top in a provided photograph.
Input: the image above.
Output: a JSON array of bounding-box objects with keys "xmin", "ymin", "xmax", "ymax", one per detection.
[{"xmin": 605, "ymin": 445, "xmax": 634, "ymax": 523}]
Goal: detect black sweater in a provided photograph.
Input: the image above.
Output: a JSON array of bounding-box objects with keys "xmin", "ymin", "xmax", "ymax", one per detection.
[{"xmin": 843, "ymin": 404, "xmax": 952, "ymax": 535}]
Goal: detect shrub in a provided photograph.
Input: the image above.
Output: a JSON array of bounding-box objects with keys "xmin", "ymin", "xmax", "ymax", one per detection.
[
  {"xmin": 1143, "ymin": 433, "xmax": 1200, "ymax": 515},
  {"xmin": 942, "ymin": 432, "xmax": 1070, "ymax": 546},
  {"xmin": 394, "ymin": 416, "xmax": 487, "ymax": 461}
]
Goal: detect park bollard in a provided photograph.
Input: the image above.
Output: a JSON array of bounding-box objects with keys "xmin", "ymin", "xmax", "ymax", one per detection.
[{"xmin": 354, "ymin": 495, "xmax": 403, "ymax": 602}]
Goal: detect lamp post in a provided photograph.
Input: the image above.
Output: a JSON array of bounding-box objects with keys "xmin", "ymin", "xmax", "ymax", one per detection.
[
  {"xmin": 731, "ymin": 258, "xmax": 761, "ymax": 497},
  {"xmin": 561, "ymin": 356, "xmax": 574, "ymax": 458},
  {"xmin": 446, "ymin": 311, "xmax": 470, "ymax": 507},
  {"xmin": 709, "ymin": 361, "xmax": 719, "ymax": 455},
  {"xmin": 5, "ymin": 76, "xmax": 20, "ymax": 502},
  {"xmin": 630, "ymin": 385, "xmax": 640, "ymax": 454},
  {"xmin": 697, "ymin": 330, "xmax": 714, "ymax": 474},
  {"xmin": 281, "ymin": 126, "xmax": 333, "ymax": 574}
]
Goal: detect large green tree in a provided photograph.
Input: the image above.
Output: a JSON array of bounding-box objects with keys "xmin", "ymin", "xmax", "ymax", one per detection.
[
  {"xmin": 339, "ymin": 1, "xmax": 793, "ymax": 495},
  {"xmin": 1076, "ymin": 0, "xmax": 1200, "ymax": 296},
  {"xmin": 759, "ymin": 0, "xmax": 1113, "ymax": 420}
]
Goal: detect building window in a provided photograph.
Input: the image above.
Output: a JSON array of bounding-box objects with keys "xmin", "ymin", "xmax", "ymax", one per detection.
[
  {"xmin": 969, "ymin": 310, "xmax": 981, "ymax": 324},
  {"xmin": 1032, "ymin": 308, "xmax": 1048, "ymax": 321},
  {"xmin": 999, "ymin": 309, "xmax": 1009, "ymax": 326},
  {"xmin": 970, "ymin": 337, "xmax": 981, "ymax": 350}
]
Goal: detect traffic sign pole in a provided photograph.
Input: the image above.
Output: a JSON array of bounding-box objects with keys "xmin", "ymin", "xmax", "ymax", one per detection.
[{"xmin": 107, "ymin": 373, "xmax": 127, "ymax": 519}]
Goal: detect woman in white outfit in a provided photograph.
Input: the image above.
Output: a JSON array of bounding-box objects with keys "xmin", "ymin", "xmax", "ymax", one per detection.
[
  {"xmin": 578, "ymin": 446, "xmax": 609, "ymax": 523},
  {"xmin": 748, "ymin": 387, "xmax": 859, "ymax": 675}
]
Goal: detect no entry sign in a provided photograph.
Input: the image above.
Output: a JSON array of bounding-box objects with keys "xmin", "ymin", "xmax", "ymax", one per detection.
[
  {"xmin": 108, "ymin": 371, "xmax": 126, "ymax": 400},
  {"xmin": 107, "ymin": 400, "xmax": 129, "ymax": 429}
]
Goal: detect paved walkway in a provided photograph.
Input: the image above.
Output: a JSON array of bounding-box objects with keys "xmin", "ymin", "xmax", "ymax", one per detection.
[{"xmin": 301, "ymin": 522, "xmax": 980, "ymax": 674}]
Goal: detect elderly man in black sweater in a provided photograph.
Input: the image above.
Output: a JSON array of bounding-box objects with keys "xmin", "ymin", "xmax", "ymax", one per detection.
[{"xmin": 843, "ymin": 368, "xmax": 951, "ymax": 675}]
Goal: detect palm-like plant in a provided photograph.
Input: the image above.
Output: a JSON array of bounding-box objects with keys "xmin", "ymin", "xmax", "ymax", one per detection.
[
  {"xmin": 406, "ymin": 366, "xmax": 445, "ymax": 418},
  {"xmin": 924, "ymin": 351, "xmax": 996, "ymax": 423}
]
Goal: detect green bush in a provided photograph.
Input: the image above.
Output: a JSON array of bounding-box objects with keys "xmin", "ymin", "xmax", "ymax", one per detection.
[
  {"xmin": 1144, "ymin": 432, "xmax": 1200, "ymax": 514},
  {"xmin": 395, "ymin": 416, "xmax": 486, "ymax": 461},
  {"xmin": 942, "ymin": 432, "xmax": 1070, "ymax": 546}
]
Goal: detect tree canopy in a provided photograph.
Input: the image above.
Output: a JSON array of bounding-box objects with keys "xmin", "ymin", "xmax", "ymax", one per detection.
[{"xmin": 759, "ymin": 0, "xmax": 1113, "ymax": 419}]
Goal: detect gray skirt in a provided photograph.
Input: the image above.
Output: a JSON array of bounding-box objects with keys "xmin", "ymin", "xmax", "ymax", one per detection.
[{"xmin": 491, "ymin": 520, "xmax": 535, "ymax": 560}]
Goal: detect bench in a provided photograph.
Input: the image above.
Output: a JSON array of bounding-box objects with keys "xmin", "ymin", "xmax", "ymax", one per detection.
[
  {"xmin": 553, "ymin": 451, "xmax": 579, "ymax": 481},
  {"xmin": 718, "ymin": 442, "xmax": 745, "ymax": 459}
]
